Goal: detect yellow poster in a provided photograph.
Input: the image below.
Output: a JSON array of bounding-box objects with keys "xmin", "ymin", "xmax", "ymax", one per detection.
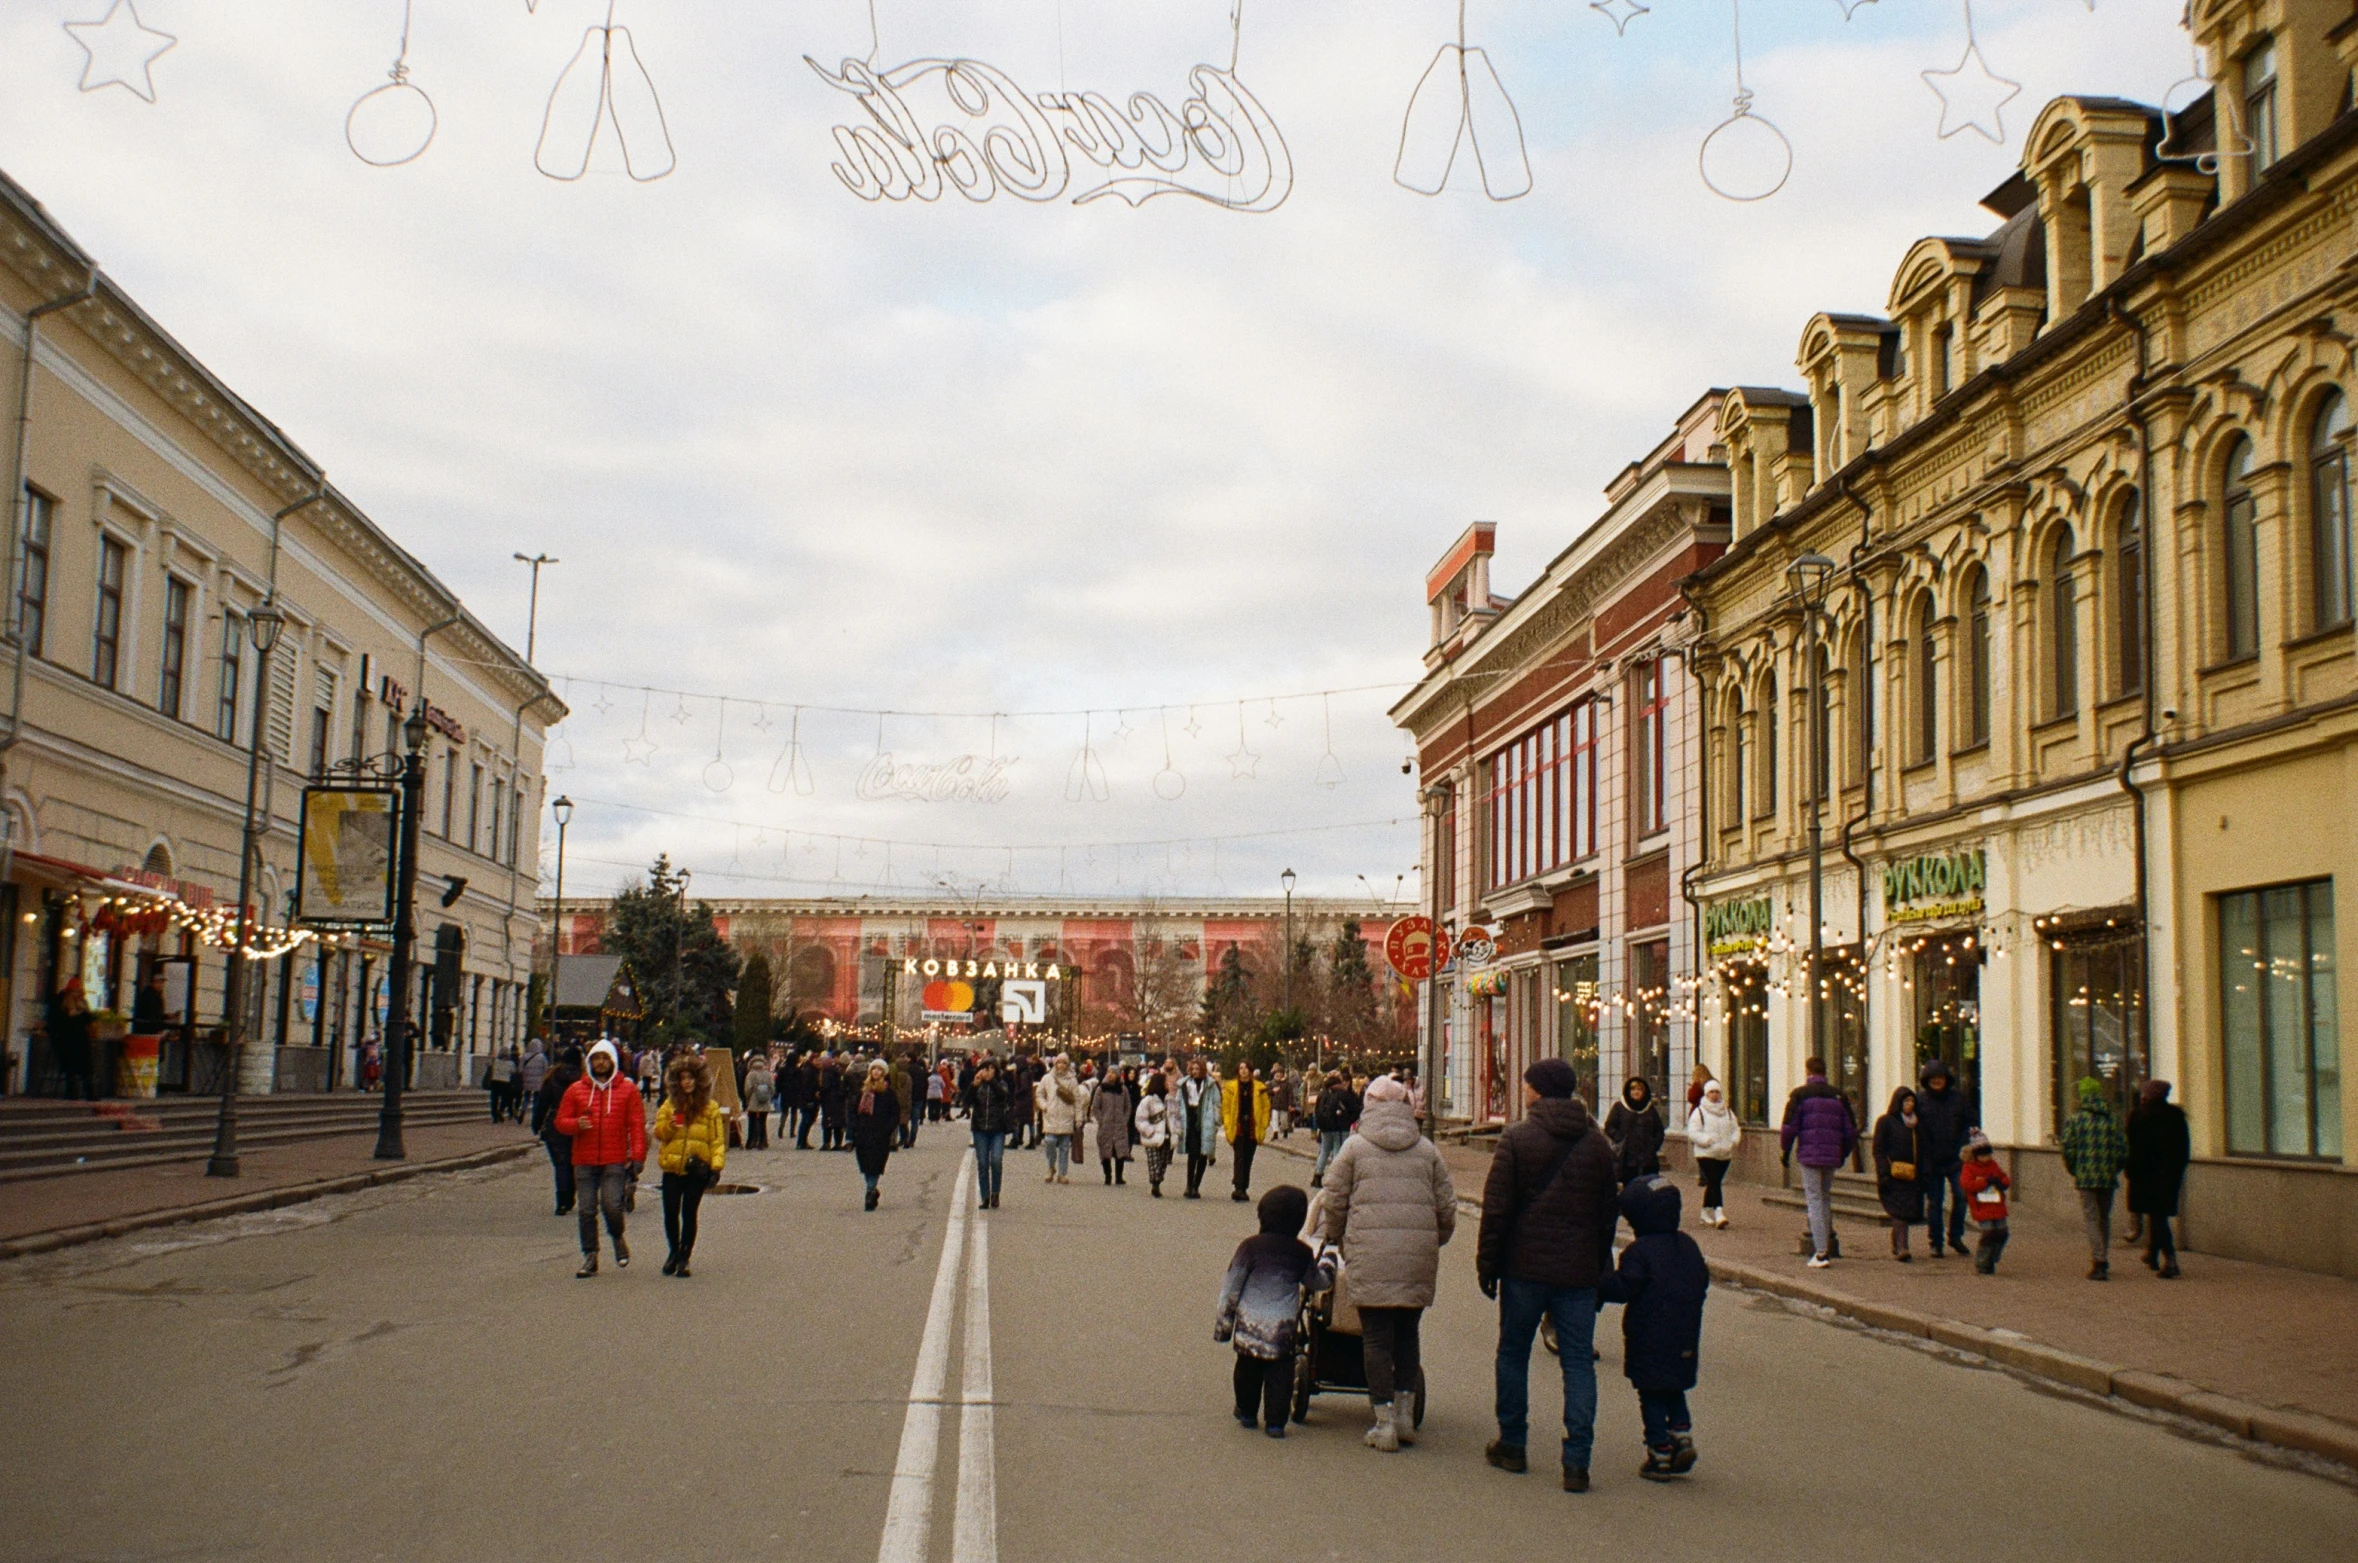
[{"xmin": 298, "ymin": 787, "xmax": 396, "ymax": 924}]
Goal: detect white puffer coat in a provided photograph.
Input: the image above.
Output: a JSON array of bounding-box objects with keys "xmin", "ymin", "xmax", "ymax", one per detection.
[
  {"xmin": 1036, "ymin": 1068, "xmax": 1087, "ymax": 1136},
  {"xmin": 1318, "ymin": 1099, "xmax": 1457, "ymax": 1309},
  {"xmin": 1686, "ymin": 1093, "xmax": 1743, "ymax": 1160}
]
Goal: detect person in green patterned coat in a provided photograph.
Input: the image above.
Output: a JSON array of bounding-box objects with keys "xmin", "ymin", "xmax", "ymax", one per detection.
[{"xmin": 2058, "ymin": 1077, "xmax": 2129, "ymax": 1281}]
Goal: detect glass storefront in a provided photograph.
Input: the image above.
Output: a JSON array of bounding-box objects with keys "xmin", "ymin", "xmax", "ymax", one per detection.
[
  {"xmin": 1911, "ymin": 931, "xmax": 1983, "ymax": 1119},
  {"xmin": 1723, "ymin": 959, "xmax": 1769, "ymax": 1123},
  {"xmin": 1826, "ymin": 945, "xmax": 1869, "ymax": 1154},
  {"xmin": 1553, "ymin": 951, "xmax": 1599, "ymax": 1107},
  {"xmin": 1632, "ymin": 938, "xmax": 1671, "ymax": 1102},
  {"xmin": 2048, "ymin": 921, "xmax": 2147, "ymax": 1134}
]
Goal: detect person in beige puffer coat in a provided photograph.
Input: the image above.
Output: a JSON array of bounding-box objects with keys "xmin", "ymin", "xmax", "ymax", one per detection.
[{"xmin": 1320, "ymin": 1075, "xmax": 1456, "ymax": 1452}]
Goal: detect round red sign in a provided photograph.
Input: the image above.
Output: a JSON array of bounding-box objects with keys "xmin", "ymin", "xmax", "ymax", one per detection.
[{"xmin": 1384, "ymin": 917, "xmax": 1452, "ymax": 981}]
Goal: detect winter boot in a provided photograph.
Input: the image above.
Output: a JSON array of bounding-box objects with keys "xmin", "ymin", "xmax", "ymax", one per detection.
[
  {"xmin": 612, "ymin": 1234, "xmax": 629, "ymax": 1269},
  {"xmin": 1364, "ymin": 1404, "xmax": 1400, "ymax": 1452},
  {"xmin": 575, "ymin": 1252, "xmax": 598, "ymax": 1279},
  {"xmin": 1669, "ymin": 1434, "xmax": 1697, "ymax": 1473},
  {"xmin": 1640, "ymin": 1445, "xmax": 1679, "ymax": 1482},
  {"xmin": 1395, "ymin": 1387, "xmax": 1418, "ymax": 1446},
  {"xmin": 1484, "ymin": 1440, "xmax": 1527, "ymax": 1474}
]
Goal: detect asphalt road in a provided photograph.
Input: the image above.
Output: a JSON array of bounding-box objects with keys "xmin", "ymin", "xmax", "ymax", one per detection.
[{"xmin": 3, "ymin": 1126, "xmax": 2353, "ymax": 1563}]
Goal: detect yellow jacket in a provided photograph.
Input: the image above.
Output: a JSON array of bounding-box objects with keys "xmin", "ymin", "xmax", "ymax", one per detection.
[
  {"xmin": 1220, "ymin": 1077, "xmax": 1272, "ymax": 1145},
  {"xmin": 653, "ymin": 1100, "xmax": 729, "ymax": 1177}
]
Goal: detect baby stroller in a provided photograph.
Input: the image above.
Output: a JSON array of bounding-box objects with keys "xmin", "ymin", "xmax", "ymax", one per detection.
[{"xmin": 1290, "ymin": 1191, "xmax": 1427, "ymax": 1427}]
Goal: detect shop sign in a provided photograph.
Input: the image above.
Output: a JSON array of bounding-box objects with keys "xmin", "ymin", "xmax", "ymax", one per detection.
[
  {"xmin": 1384, "ymin": 916, "xmax": 1452, "ymax": 981},
  {"xmin": 1883, "ymin": 846, "xmax": 1986, "ymax": 924},
  {"xmin": 1464, "ymin": 967, "xmax": 1507, "ymax": 998},
  {"xmin": 297, "ymin": 787, "xmax": 398, "ymax": 926},
  {"xmin": 1705, "ymin": 896, "xmax": 1773, "ymax": 955},
  {"xmin": 299, "ymin": 967, "xmax": 319, "ymax": 1024},
  {"xmin": 1453, "ymin": 926, "xmax": 1497, "ymax": 967},
  {"xmin": 921, "ymin": 979, "xmax": 975, "ymax": 1022},
  {"xmin": 903, "ymin": 957, "xmax": 1064, "ymax": 981},
  {"xmin": 1000, "ymin": 980, "xmax": 1047, "ymax": 1024}
]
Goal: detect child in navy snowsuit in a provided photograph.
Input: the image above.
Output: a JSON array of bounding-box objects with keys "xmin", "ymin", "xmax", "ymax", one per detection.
[
  {"xmin": 1214, "ymin": 1185, "xmax": 1331, "ymax": 1436},
  {"xmin": 1598, "ymin": 1174, "xmax": 1710, "ymax": 1480}
]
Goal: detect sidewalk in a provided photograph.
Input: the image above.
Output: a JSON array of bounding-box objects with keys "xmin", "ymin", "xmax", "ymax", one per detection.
[
  {"xmin": 1263, "ymin": 1131, "xmax": 2358, "ymax": 1459},
  {"xmin": 0, "ymin": 1117, "xmax": 541, "ymax": 1248}
]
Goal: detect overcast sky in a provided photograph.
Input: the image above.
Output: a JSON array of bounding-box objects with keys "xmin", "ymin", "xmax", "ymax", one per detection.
[{"xmin": 3, "ymin": 0, "xmax": 2189, "ymax": 906}]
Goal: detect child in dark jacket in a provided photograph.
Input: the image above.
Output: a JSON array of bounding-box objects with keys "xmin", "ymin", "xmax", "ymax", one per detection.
[
  {"xmin": 1214, "ymin": 1184, "xmax": 1330, "ymax": 1437},
  {"xmin": 1597, "ymin": 1175, "xmax": 1710, "ymax": 1481}
]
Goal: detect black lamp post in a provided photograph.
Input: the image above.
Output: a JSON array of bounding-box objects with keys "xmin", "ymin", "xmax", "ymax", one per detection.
[
  {"xmin": 1787, "ymin": 552, "xmax": 1837, "ymax": 1067},
  {"xmin": 1280, "ymin": 866, "xmax": 1298, "ymax": 1068},
  {"xmin": 206, "ymin": 600, "xmax": 285, "ymax": 1179},
  {"xmin": 374, "ymin": 706, "xmax": 430, "ymax": 1161},
  {"xmin": 548, "ymin": 794, "xmax": 571, "ymax": 1040}
]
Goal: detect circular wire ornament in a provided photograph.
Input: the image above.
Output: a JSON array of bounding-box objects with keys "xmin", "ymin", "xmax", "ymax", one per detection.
[
  {"xmin": 1698, "ymin": 92, "xmax": 1791, "ymax": 202},
  {"xmin": 347, "ymin": 1, "xmax": 435, "ymax": 167}
]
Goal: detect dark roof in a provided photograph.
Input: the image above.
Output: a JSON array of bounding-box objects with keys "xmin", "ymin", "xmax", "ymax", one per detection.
[{"xmin": 1970, "ymin": 204, "xmax": 2047, "ymax": 306}]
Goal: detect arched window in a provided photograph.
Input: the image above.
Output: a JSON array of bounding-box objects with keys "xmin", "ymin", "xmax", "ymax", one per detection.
[
  {"xmin": 2050, "ymin": 529, "xmax": 2079, "ymax": 719},
  {"xmin": 1726, "ymin": 693, "xmax": 1746, "ymax": 826},
  {"xmin": 1811, "ymin": 645, "xmax": 1832, "ymax": 802},
  {"xmin": 2311, "ymin": 394, "xmax": 2354, "ymax": 629},
  {"xmin": 2116, "ymin": 494, "xmax": 2145, "ymax": 695},
  {"xmin": 2223, "ymin": 437, "xmax": 2261, "ymax": 658},
  {"xmin": 1965, "ymin": 566, "xmax": 1992, "ymax": 745},
  {"xmin": 1913, "ymin": 595, "xmax": 1939, "ymax": 763},
  {"xmin": 1762, "ymin": 673, "xmax": 1779, "ymax": 814},
  {"xmin": 1846, "ymin": 629, "xmax": 1872, "ymax": 785}
]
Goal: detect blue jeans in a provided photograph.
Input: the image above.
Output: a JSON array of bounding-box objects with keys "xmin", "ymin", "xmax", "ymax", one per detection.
[
  {"xmin": 1638, "ymin": 1388, "xmax": 1690, "ymax": 1451},
  {"xmin": 972, "ymin": 1129, "xmax": 1006, "ymax": 1205},
  {"xmin": 1494, "ymin": 1279, "xmax": 1599, "ymax": 1468},
  {"xmin": 1044, "ymin": 1133, "xmax": 1072, "ymax": 1177},
  {"xmin": 1315, "ymin": 1129, "xmax": 1346, "ymax": 1178},
  {"xmin": 1923, "ymin": 1166, "xmax": 1967, "ymax": 1251}
]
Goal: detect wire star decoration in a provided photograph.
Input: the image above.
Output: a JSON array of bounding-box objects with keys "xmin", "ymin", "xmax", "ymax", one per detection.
[
  {"xmin": 64, "ymin": 0, "xmax": 177, "ymax": 103},
  {"xmin": 622, "ymin": 734, "xmax": 657, "ymax": 764},
  {"xmin": 1590, "ymin": 0, "xmax": 1649, "ymax": 35}
]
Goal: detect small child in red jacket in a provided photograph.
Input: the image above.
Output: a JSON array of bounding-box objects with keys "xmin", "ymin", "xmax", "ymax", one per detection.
[{"xmin": 1957, "ymin": 1131, "xmax": 2010, "ymax": 1274}]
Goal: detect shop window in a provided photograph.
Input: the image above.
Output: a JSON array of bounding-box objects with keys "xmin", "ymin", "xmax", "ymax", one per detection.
[
  {"xmin": 17, "ymin": 487, "xmax": 51, "ymax": 658},
  {"xmin": 1964, "ymin": 566, "xmax": 1992, "ymax": 745},
  {"xmin": 2223, "ymin": 438, "xmax": 2260, "ymax": 659},
  {"xmin": 2049, "ymin": 925, "xmax": 2147, "ymax": 1135},
  {"xmin": 2049, "ymin": 530, "xmax": 2078, "ymax": 718},
  {"xmin": 92, "ymin": 535, "xmax": 125, "ymax": 690},
  {"xmin": 2115, "ymin": 495, "xmax": 2145, "ymax": 696},
  {"xmin": 1724, "ymin": 960, "xmax": 1769, "ymax": 1124},
  {"xmin": 1553, "ymin": 952, "xmax": 1599, "ymax": 1107},
  {"xmin": 2221, "ymin": 879, "xmax": 2341, "ymax": 1160},
  {"xmin": 1911, "ymin": 595, "xmax": 1938, "ymax": 763},
  {"xmin": 2310, "ymin": 392, "xmax": 2353, "ymax": 630},
  {"xmin": 1632, "ymin": 938, "xmax": 1670, "ymax": 1102},
  {"xmin": 1911, "ymin": 932, "xmax": 1983, "ymax": 1113},
  {"xmin": 1827, "ymin": 946, "xmax": 1869, "ymax": 1150}
]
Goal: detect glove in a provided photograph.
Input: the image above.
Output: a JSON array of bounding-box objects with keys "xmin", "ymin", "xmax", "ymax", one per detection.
[{"xmin": 1479, "ymin": 1274, "xmax": 1499, "ymax": 1301}]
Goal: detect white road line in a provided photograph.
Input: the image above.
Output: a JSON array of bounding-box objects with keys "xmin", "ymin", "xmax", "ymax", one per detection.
[
  {"xmin": 953, "ymin": 1219, "xmax": 996, "ymax": 1563},
  {"xmin": 877, "ymin": 1154, "xmax": 974, "ymax": 1563}
]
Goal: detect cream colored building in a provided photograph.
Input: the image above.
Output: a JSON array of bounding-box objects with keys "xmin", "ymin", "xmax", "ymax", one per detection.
[
  {"xmin": 1687, "ymin": 0, "xmax": 2357, "ymax": 1274},
  {"xmin": 1, "ymin": 166, "xmax": 562, "ymax": 1095}
]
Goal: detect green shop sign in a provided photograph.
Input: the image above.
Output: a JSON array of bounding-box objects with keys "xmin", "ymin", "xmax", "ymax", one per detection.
[
  {"xmin": 1705, "ymin": 896, "xmax": 1774, "ymax": 954},
  {"xmin": 1882, "ymin": 847, "xmax": 1986, "ymax": 924}
]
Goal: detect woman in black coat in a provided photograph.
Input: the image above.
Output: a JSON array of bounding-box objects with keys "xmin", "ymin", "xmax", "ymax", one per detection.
[
  {"xmin": 849, "ymin": 1061, "xmax": 902, "ymax": 1211},
  {"xmin": 1604, "ymin": 1078, "xmax": 1666, "ymax": 1187},
  {"xmin": 1871, "ymin": 1087, "xmax": 1927, "ymax": 1261},
  {"xmin": 2126, "ymin": 1080, "xmax": 2190, "ymax": 1278}
]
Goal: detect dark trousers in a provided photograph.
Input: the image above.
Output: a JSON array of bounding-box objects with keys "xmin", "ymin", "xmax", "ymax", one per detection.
[
  {"xmin": 971, "ymin": 1130, "xmax": 1005, "ymax": 1205},
  {"xmin": 902, "ymin": 1112, "xmax": 919, "ymax": 1148},
  {"xmin": 57, "ymin": 1042, "xmax": 99, "ymax": 1101},
  {"xmin": 1185, "ymin": 1150, "xmax": 1211, "ymax": 1195},
  {"xmin": 746, "ymin": 1112, "xmax": 769, "ymax": 1149},
  {"xmin": 661, "ymin": 1171, "xmax": 707, "ymax": 1262},
  {"xmin": 1974, "ymin": 1218, "xmax": 2010, "ymax": 1273},
  {"xmin": 2145, "ymin": 1212, "xmax": 2178, "ymax": 1264},
  {"xmin": 1924, "ymin": 1165, "xmax": 1968, "ymax": 1251},
  {"xmin": 576, "ymin": 1164, "xmax": 628, "ymax": 1255},
  {"xmin": 822, "ymin": 1117, "xmax": 844, "ymax": 1150},
  {"xmin": 1638, "ymin": 1388, "xmax": 1691, "ymax": 1451},
  {"xmin": 1696, "ymin": 1157, "xmax": 1729, "ymax": 1209},
  {"xmin": 1231, "ymin": 1138, "xmax": 1258, "ymax": 1198},
  {"xmin": 795, "ymin": 1104, "xmax": 818, "ymax": 1147},
  {"xmin": 542, "ymin": 1135, "xmax": 576, "ymax": 1210},
  {"xmin": 1361, "ymin": 1306, "xmax": 1423, "ymax": 1407},
  {"xmin": 1233, "ymin": 1349, "xmax": 1293, "ymax": 1430}
]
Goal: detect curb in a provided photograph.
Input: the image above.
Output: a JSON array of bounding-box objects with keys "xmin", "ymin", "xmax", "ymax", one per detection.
[
  {"xmin": 0, "ymin": 1141, "xmax": 540, "ymax": 1261},
  {"xmin": 1709, "ymin": 1255, "xmax": 2358, "ymax": 1470}
]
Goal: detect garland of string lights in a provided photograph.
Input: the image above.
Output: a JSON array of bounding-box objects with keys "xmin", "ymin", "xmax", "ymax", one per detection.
[{"xmin": 76, "ymin": 885, "xmax": 345, "ymax": 963}]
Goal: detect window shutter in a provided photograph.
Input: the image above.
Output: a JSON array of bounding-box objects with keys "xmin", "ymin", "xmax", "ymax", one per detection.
[{"xmin": 266, "ymin": 648, "xmax": 299, "ymax": 766}]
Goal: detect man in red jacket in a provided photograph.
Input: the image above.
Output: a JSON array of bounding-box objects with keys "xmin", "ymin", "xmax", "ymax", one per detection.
[{"xmin": 556, "ymin": 1039, "xmax": 648, "ymax": 1277}]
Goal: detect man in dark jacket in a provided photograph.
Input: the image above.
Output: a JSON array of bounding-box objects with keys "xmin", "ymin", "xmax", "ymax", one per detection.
[
  {"xmin": 1914, "ymin": 1060, "xmax": 1977, "ymax": 1257},
  {"xmin": 1779, "ymin": 1057, "xmax": 1859, "ymax": 1268},
  {"xmin": 1476, "ymin": 1058, "xmax": 1621, "ymax": 1493},
  {"xmin": 533, "ymin": 1046, "xmax": 585, "ymax": 1215}
]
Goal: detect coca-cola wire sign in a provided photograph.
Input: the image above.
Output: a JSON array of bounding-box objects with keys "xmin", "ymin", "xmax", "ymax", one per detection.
[{"xmin": 856, "ymin": 753, "xmax": 1016, "ymax": 803}]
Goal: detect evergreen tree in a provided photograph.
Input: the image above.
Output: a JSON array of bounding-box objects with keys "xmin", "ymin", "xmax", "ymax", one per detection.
[
  {"xmin": 604, "ymin": 855, "xmax": 741, "ymax": 1044},
  {"xmin": 734, "ymin": 951, "xmax": 774, "ymax": 1054}
]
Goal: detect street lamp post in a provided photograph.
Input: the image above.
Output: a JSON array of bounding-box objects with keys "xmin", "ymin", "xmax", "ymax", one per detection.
[
  {"xmin": 512, "ymin": 552, "xmax": 558, "ymax": 665},
  {"xmin": 374, "ymin": 707, "xmax": 431, "ymax": 1161},
  {"xmin": 670, "ymin": 867, "xmax": 693, "ymax": 1040},
  {"xmin": 1280, "ymin": 866, "xmax": 1298, "ymax": 1068},
  {"xmin": 206, "ymin": 600, "xmax": 286, "ymax": 1178},
  {"xmin": 548, "ymin": 795, "xmax": 572, "ymax": 1040},
  {"xmin": 1788, "ymin": 553, "xmax": 1837, "ymax": 1070}
]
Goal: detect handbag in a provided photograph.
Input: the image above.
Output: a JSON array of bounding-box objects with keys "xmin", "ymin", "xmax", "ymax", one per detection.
[{"xmin": 1889, "ymin": 1160, "xmax": 1917, "ymax": 1182}]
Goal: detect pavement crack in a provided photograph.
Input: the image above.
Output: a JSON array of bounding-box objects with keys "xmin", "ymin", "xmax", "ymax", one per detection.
[{"xmin": 262, "ymin": 1318, "xmax": 403, "ymax": 1386}]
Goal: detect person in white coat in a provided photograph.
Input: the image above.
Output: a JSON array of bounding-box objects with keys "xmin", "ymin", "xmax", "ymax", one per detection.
[
  {"xmin": 1686, "ymin": 1080, "xmax": 1742, "ymax": 1228},
  {"xmin": 1134, "ymin": 1073, "xmax": 1175, "ymax": 1197},
  {"xmin": 1035, "ymin": 1054, "xmax": 1086, "ymax": 1184}
]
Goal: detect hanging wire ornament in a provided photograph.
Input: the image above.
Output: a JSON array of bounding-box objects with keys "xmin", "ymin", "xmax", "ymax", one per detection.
[
  {"xmin": 671, "ymin": 692, "xmax": 693, "ymax": 724},
  {"xmin": 1314, "ymin": 692, "xmax": 1347, "ymax": 789},
  {"xmin": 622, "ymin": 691, "xmax": 658, "ymax": 764},
  {"xmin": 1921, "ymin": 0, "xmax": 2022, "ymax": 144},
  {"xmin": 1829, "ymin": 0, "xmax": 1876, "ymax": 18},
  {"xmin": 536, "ymin": 0, "xmax": 676, "ymax": 182},
  {"xmin": 766, "ymin": 707, "xmax": 816, "ymax": 795},
  {"xmin": 1066, "ymin": 713, "xmax": 1111, "ymax": 802},
  {"xmin": 1226, "ymin": 701, "xmax": 1261, "ymax": 779},
  {"xmin": 1183, "ymin": 705, "xmax": 1204, "ymax": 739},
  {"xmin": 1263, "ymin": 697, "xmax": 1284, "ymax": 729},
  {"xmin": 64, "ymin": 0, "xmax": 176, "ymax": 103},
  {"xmin": 2156, "ymin": 10, "xmax": 2251, "ymax": 171},
  {"xmin": 703, "ymin": 701, "xmax": 735, "ymax": 792},
  {"xmin": 751, "ymin": 704, "xmax": 773, "ymax": 732},
  {"xmin": 1698, "ymin": 0, "xmax": 1792, "ymax": 202},
  {"xmin": 347, "ymin": 0, "xmax": 438, "ymax": 167},
  {"xmin": 1395, "ymin": 0, "xmax": 1532, "ymax": 200},
  {"xmin": 1154, "ymin": 708, "xmax": 1188, "ymax": 800},
  {"xmin": 1590, "ymin": 0, "xmax": 1649, "ymax": 36}
]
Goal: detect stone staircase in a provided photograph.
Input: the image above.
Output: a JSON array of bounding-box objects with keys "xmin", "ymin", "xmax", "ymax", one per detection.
[{"xmin": 0, "ymin": 1092, "xmax": 489, "ymax": 1182}]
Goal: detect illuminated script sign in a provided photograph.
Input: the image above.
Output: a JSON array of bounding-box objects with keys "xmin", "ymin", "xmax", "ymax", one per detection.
[
  {"xmin": 804, "ymin": 56, "xmax": 1293, "ymax": 213},
  {"xmin": 1883, "ymin": 846, "xmax": 1986, "ymax": 925},
  {"xmin": 1705, "ymin": 896, "xmax": 1773, "ymax": 956},
  {"xmin": 855, "ymin": 753, "xmax": 1017, "ymax": 804}
]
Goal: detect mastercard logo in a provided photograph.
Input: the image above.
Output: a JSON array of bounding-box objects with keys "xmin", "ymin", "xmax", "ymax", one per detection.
[{"xmin": 922, "ymin": 980, "xmax": 976, "ymax": 1012}]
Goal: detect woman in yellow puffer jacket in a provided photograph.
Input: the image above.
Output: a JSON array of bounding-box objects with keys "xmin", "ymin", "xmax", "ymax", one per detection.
[{"xmin": 654, "ymin": 1057, "xmax": 728, "ymax": 1278}]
